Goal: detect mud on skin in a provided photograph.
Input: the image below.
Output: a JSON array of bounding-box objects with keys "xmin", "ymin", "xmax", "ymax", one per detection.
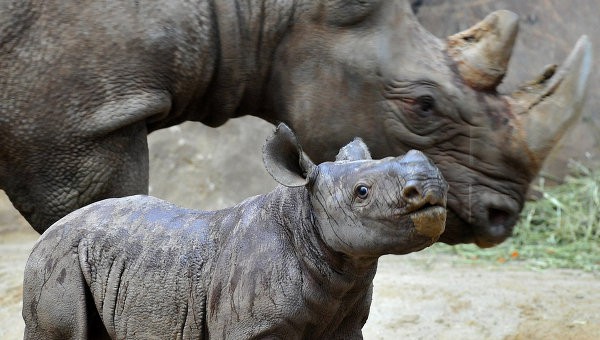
[{"xmin": 22, "ymin": 124, "xmax": 448, "ymax": 339}]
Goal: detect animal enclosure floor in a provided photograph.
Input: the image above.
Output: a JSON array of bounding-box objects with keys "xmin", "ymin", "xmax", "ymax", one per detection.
[{"xmin": 1, "ymin": 229, "xmax": 599, "ymax": 340}]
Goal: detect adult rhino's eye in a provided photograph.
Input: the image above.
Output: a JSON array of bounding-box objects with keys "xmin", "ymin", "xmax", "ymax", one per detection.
[
  {"xmin": 416, "ymin": 95, "xmax": 435, "ymax": 116},
  {"xmin": 355, "ymin": 185, "xmax": 370, "ymax": 199}
]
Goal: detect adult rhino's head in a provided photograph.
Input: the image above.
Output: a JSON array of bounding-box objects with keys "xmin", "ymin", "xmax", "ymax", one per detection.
[
  {"xmin": 266, "ymin": 0, "xmax": 591, "ymax": 247},
  {"xmin": 264, "ymin": 124, "xmax": 448, "ymax": 257}
]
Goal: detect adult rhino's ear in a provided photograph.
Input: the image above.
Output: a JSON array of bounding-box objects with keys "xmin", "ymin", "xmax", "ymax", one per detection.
[
  {"xmin": 263, "ymin": 123, "xmax": 316, "ymax": 187},
  {"xmin": 335, "ymin": 138, "xmax": 372, "ymax": 161}
]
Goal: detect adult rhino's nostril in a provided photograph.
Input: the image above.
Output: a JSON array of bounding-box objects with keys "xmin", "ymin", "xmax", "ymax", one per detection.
[
  {"xmin": 475, "ymin": 205, "xmax": 519, "ymax": 247},
  {"xmin": 483, "ymin": 207, "xmax": 517, "ymax": 242},
  {"xmin": 488, "ymin": 208, "xmax": 511, "ymax": 228}
]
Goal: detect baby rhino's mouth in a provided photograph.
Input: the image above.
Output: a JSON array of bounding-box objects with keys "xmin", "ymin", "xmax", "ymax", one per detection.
[{"xmin": 409, "ymin": 205, "xmax": 447, "ymax": 239}]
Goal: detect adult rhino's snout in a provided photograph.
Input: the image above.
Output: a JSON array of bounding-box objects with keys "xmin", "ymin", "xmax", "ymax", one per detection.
[{"xmin": 397, "ymin": 150, "xmax": 448, "ymax": 239}]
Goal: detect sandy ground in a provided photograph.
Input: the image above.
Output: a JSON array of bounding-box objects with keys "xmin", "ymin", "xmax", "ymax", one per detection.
[{"xmin": 1, "ymin": 225, "xmax": 599, "ymax": 339}]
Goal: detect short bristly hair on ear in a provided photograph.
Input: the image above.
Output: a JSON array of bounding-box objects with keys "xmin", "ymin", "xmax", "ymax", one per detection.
[
  {"xmin": 335, "ymin": 138, "xmax": 372, "ymax": 161},
  {"xmin": 263, "ymin": 123, "xmax": 316, "ymax": 187}
]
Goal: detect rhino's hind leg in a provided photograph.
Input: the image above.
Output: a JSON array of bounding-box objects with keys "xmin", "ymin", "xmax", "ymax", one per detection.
[
  {"xmin": 6, "ymin": 122, "xmax": 150, "ymax": 233},
  {"xmin": 23, "ymin": 239, "xmax": 110, "ymax": 340}
]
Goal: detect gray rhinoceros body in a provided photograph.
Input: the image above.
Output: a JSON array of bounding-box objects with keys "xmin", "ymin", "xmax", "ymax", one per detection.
[
  {"xmin": 0, "ymin": 0, "xmax": 591, "ymax": 246},
  {"xmin": 23, "ymin": 125, "xmax": 448, "ymax": 339}
]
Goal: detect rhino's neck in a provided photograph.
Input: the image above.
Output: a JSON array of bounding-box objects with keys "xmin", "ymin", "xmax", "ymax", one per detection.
[
  {"xmin": 263, "ymin": 186, "xmax": 376, "ymax": 333},
  {"xmin": 268, "ymin": 186, "xmax": 378, "ymax": 286},
  {"xmin": 197, "ymin": 0, "xmax": 297, "ymax": 127}
]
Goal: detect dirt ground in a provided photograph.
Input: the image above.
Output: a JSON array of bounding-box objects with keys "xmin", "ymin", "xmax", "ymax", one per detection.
[{"xmin": 1, "ymin": 210, "xmax": 599, "ymax": 339}]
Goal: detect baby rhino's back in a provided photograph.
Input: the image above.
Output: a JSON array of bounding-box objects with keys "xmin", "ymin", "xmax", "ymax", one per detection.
[{"xmin": 24, "ymin": 195, "xmax": 219, "ymax": 339}]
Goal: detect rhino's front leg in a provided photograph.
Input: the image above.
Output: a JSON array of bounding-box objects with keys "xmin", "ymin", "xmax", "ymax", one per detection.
[{"xmin": 6, "ymin": 122, "xmax": 149, "ymax": 233}]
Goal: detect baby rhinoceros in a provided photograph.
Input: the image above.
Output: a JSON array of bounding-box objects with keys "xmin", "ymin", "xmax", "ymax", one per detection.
[{"xmin": 23, "ymin": 124, "xmax": 448, "ymax": 340}]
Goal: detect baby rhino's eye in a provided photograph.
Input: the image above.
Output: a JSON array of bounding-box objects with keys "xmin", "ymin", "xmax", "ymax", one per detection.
[{"xmin": 355, "ymin": 185, "xmax": 370, "ymax": 199}]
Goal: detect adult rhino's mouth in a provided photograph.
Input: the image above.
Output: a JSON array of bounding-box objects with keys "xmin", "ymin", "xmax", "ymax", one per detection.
[
  {"xmin": 439, "ymin": 209, "xmax": 480, "ymax": 245},
  {"xmin": 439, "ymin": 195, "xmax": 521, "ymax": 248}
]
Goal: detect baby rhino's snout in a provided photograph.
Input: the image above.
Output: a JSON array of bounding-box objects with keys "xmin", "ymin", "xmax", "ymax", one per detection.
[{"xmin": 397, "ymin": 150, "xmax": 448, "ymax": 238}]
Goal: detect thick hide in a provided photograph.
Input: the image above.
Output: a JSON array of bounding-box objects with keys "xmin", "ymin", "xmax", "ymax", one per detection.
[
  {"xmin": 22, "ymin": 125, "xmax": 447, "ymax": 339},
  {"xmin": 0, "ymin": 1, "xmax": 590, "ymax": 247}
]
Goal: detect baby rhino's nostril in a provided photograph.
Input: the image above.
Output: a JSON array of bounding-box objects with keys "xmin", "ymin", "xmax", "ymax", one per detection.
[
  {"xmin": 402, "ymin": 186, "xmax": 421, "ymax": 200},
  {"xmin": 402, "ymin": 181, "xmax": 423, "ymax": 201}
]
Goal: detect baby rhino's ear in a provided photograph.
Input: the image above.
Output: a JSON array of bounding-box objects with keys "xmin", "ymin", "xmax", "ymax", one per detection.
[
  {"xmin": 335, "ymin": 138, "xmax": 372, "ymax": 161},
  {"xmin": 263, "ymin": 123, "xmax": 316, "ymax": 187}
]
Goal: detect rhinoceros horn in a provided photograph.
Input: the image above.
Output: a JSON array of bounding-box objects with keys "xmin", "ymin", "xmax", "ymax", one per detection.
[
  {"xmin": 447, "ymin": 10, "xmax": 519, "ymax": 91},
  {"xmin": 511, "ymin": 36, "xmax": 592, "ymax": 170}
]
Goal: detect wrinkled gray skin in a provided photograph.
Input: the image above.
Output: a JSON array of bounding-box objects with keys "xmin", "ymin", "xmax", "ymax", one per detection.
[
  {"xmin": 0, "ymin": 0, "xmax": 591, "ymax": 246},
  {"xmin": 22, "ymin": 124, "xmax": 448, "ymax": 339}
]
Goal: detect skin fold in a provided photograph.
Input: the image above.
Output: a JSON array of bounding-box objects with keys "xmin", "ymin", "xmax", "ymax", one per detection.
[{"xmin": 0, "ymin": 1, "xmax": 590, "ymax": 247}]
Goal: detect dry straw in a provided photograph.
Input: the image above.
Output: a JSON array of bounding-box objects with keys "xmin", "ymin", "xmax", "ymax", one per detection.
[{"xmin": 430, "ymin": 162, "xmax": 600, "ymax": 272}]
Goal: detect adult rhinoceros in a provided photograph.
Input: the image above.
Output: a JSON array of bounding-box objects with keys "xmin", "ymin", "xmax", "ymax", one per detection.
[{"xmin": 0, "ymin": 0, "xmax": 591, "ymax": 247}]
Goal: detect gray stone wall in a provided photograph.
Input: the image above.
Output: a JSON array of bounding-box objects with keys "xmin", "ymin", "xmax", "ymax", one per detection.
[{"xmin": 147, "ymin": 117, "xmax": 276, "ymax": 210}]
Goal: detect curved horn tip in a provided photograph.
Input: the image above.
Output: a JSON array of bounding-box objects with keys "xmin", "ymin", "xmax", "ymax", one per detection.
[
  {"xmin": 516, "ymin": 35, "xmax": 593, "ymax": 164},
  {"xmin": 490, "ymin": 10, "xmax": 519, "ymax": 27},
  {"xmin": 572, "ymin": 35, "xmax": 593, "ymax": 100}
]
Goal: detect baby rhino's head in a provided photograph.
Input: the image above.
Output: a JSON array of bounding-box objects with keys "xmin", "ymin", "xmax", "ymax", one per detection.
[{"xmin": 264, "ymin": 124, "xmax": 448, "ymax": 259}]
